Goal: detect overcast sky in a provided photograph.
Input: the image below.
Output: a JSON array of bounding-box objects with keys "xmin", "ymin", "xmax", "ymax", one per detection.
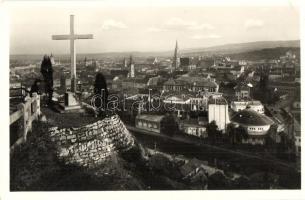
[{"xmin": 9, "ymin": 5, "xmax": 299, "ymax": 54}]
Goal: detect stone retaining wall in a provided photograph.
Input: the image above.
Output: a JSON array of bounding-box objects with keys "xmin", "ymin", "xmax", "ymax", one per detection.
[{"xmin": 48, "ymin": 114, "xmax": 135, "ymax": 168}]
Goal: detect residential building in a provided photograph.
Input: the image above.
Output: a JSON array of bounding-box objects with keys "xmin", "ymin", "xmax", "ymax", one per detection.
[
  {"xmin": 231, "ymin": 100, "xmax": 264, "ymax": 114},
  {"xmin": 135, "ymin": 114, "xmax": 165, "ymax": 133},
  {"xmin": 230, "ymin": 65, "xmax": 245, "ymax": 77},
  {"xmin": 191, "ymin": 80, "xmax": 219, "ymax": 93},
  {"xmin": 135, "ymin": 114, "xmax": 178, "ymax": 134},
  {"xmin": 234, "ymin": 84, "xmax": 250, "ymax": 99},
  {"xmin": 163, "ymin": 79, "xmax": 186, "ymax": 92},
  {"xmin": 164, "ymin": 76, "xmax": 219, "ymax": 93},
  {"xmin": 181, "ymin": 119, "xmax": 207, "ymax": 138}
]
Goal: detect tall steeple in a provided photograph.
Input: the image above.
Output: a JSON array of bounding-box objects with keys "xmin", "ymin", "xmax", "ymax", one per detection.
[{"xmin": 172, "ymin": 40, "xmax": 179, "ymax": 71}]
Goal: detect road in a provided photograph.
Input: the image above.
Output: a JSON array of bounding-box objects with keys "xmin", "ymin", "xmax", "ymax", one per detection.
[{"xmin": 126, "ymin": 125, "xmax": 300, "ymax": 173}]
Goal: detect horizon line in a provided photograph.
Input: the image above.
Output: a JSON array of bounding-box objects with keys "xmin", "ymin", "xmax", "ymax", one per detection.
[{"xmin": 10, "ymin": 39, "xmax": 300, "ymax": 56}]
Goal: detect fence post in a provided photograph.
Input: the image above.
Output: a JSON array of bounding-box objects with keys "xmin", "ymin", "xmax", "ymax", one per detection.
[
  {"xmin": 32, "ymin": 93, "xmax": 41, "ymax": 118},
  {"xmin": 10, "ymin": 93, "xmax": 42, "ymax": 155},
  {"xmin": 16, "ymin": 103, "xmax": 24, "ymax": 139},
  {"xmin": 37, "ymin": 94, "xmax": 41, "ymax": 116},
  {"xmin": 23, "ymin": 96, "xmax": 32, "ymax": 142}
]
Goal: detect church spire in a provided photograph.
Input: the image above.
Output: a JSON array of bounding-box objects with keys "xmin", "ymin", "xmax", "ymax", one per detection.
[{"xmin": 173, "ymin": 40, "xmax": 179, "ymax": 71}]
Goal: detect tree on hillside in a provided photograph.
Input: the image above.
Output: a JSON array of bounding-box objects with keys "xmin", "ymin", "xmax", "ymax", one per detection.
[
  {"xmin": 227, "ymin": 123, "xmax": 237, "ymax": 145},
  {"xmin": 235, "ymin": 126, "xmax": 248, "ymax": 144},
  {"xmin": 40, "ymin": 55, "xmax": 53, "ymax": 105},
  {"xmin": 206, "ymin": 121, "xmax": 220, "ymax": 145},
  {"xmin": 160, "ymin": 115, "xmax": 179, "ymax": 136}
]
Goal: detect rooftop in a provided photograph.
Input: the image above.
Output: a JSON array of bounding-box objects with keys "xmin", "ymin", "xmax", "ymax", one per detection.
[
  {"xmin": 234, "ymin": 84, "xmax": 249, "ymax": 91},
  {"xmin": 181, "ymin": 118, "xmax": 206, "ymax": 127},
  {"xmin": 232, "ymin": 100, "xmax": 263, "ymax": 106},
  {"xmin": 208, "ymin": 96, "xmax": 227, "ymax": 105},
  {"xmin": 147, "ymin": 76, "xmax": 167, "ymax": 86},
  {"xmin": 168, "ymin": 76, "xmax": 219, "ymax": 88},
  {"xmin": 193, "ymin": 80, "xmax": 218, "ymax": 88},
  {"xmin": 231, "ymin": 109, "xmax": 274, "ymax": 126},
  {"xmin": 135, "ymin": 114, "xmax": 164, "ymax": 123},
  {"xmin": 163, "ymin": 78, "xmax": 186, "ymax": 86}
]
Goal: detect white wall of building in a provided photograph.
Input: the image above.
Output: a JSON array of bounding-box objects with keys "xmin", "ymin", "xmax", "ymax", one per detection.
[
  {"xmin": 208, "ymin": 104, "xmax": 230, "ymax": 132},
  {"xmin": 231, "ymin": 101, "xmax": 264, "ymax": 114},
  {"xmin": 184, "ymin": 126, "xmax": 207, "ymax": 138},
  {"xmin": 250, "ymin": 104, "xmax": 265, "ymax": 114},
  {"xmin": 246, "ymin": 125, "xmax": 271, "ymax": 135},
  {"xmin": 130, "ymin": 64, "xmax": 135, "ymax": 78},
  {"xmin": 231, "ymin": 101, "xmax": 247, "ymax": 112}
]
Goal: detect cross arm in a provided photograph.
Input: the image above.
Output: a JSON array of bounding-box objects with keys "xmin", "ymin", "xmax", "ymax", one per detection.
[
  {"xmin": 52, "ymin": 35, "xmax": 71, "ymax": 40},
  {"xmin": 75, "ymin": 34, "xmax": 94, "ymax": 39}
]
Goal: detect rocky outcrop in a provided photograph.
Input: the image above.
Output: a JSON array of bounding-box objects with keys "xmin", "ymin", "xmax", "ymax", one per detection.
[{"xmin": 48, "ymin": 114, "xmax": 135, "ymax": 168}]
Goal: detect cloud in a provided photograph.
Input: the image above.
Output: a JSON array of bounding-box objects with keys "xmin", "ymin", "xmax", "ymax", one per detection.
[
  {"xmin": 165, "ymin": 17, "xmax": 214, "ymax": 30},
  {"xmin": 188, "ymin": 23, "xmax": 214, "ymax": 30},
  {"xmin": 244, "ymin": 19, "xmax": 264, "ymax": 29},
  {"xmin": 191, "ymin": 34, "xmax": 221, "ymax": 39},
  {"xmin": 146, "ymin": 27, "xmax": 163, "ymax": 32},
  {"xmin": 101, "ymin": 19, "xmax": 127, "ymax": 30},
  {"xmin": 166, "ymin": 17, "xmax": 196, "ymax": 27}
]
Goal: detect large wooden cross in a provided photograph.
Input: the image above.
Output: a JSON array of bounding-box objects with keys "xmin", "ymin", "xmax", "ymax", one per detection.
[{"xmin": 52, "ymin": 15, "xmax": 93, "ymax": 92}]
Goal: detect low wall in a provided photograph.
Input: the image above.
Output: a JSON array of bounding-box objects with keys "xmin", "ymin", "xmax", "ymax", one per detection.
[{"xmin": 48, "ymin": 114, "xmax": 135, "ymax": 168}]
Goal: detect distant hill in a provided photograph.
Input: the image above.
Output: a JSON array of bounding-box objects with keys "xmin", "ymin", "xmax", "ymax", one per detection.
[
  {"xmin": 10, "ymin": 40, "xmax": 300, "ymax": 61},
  {"xmin": 224, "ymin": 47, "xmax": 300, "ymax": 61},
  {"xmin": 181, "ymin": 40, "xmax": 300, "ymax": 56}
]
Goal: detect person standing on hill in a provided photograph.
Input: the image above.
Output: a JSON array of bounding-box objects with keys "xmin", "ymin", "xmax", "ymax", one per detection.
[{"xmin": 40, "ymin": 55, "xmax": 53, "ymax": 105}]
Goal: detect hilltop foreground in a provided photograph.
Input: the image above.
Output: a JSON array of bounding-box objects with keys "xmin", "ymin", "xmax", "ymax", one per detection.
[{"xmin": 10, "ymin": 108, "xmax": 286, "ymax": 190}]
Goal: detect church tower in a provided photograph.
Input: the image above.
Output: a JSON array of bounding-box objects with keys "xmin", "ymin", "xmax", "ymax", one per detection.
[{"xmin": 172, "ymin": 40, "xmax": 180, "ymax": 71}]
